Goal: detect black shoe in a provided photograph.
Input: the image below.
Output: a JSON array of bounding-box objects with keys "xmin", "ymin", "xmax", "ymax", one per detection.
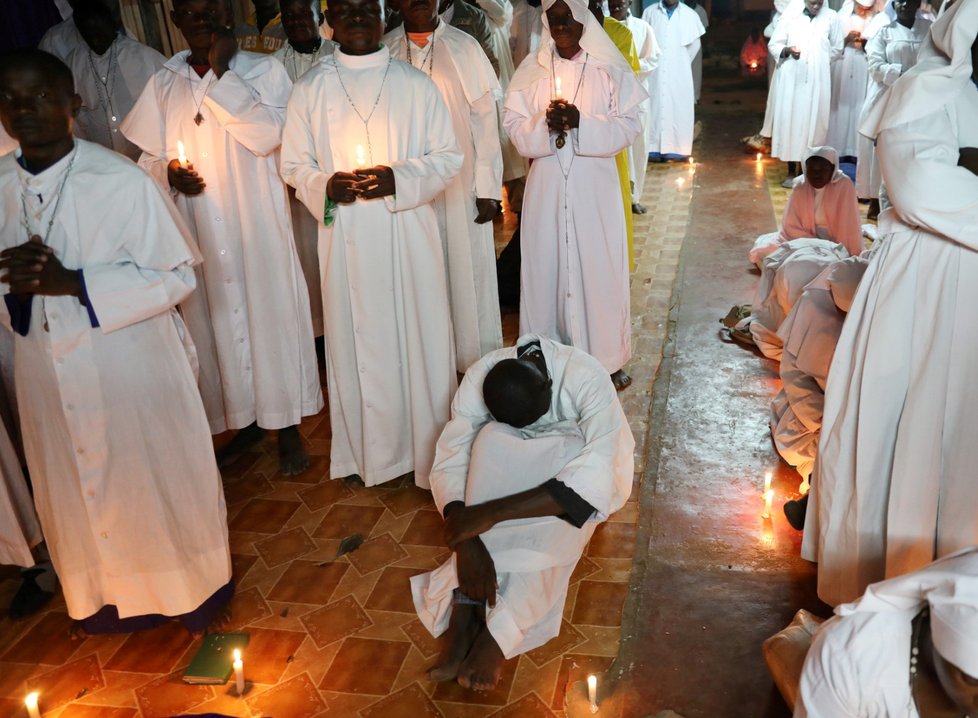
[
  {"xmin": 9, "ymin": 569, "xmax": 54, "ymax": 620},
  {"xmin": 783, "ymin": 494, "xmax": 809, "ymax": 531}
]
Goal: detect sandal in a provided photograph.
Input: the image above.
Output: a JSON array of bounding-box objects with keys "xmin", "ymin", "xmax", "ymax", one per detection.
[
  {"xmin": 720, "ymin": 304, "xmax": 751, "ymax": 329},
  {"xmin": 720, "ymin": 326, "xmax": 756, "ymax": 348}
]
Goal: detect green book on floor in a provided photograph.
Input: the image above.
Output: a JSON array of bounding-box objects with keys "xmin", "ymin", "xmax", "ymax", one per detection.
[{"xmin": 182, "ymin": 633, "xmax": 250, "ymax": 685}]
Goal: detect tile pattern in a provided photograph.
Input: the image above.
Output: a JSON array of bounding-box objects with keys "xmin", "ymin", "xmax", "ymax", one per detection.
[{"xmin": 0, "ymin": 161, "xmax": 690, "ymax": 717}]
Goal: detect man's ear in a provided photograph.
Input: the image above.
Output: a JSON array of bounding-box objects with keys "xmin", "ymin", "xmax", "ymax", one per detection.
[{"xmin": 70, "ymin": 93, "xmax": 82, "ymax": 118}]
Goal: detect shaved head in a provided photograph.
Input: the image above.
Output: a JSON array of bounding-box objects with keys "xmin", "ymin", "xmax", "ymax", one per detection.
[
  {"xmin": 483, "ymin": 359, "xmax": 552, "ymax": 428},
  {"xmin": 0, "ymin": 50, "xmax": 75, "ymax": 96}
]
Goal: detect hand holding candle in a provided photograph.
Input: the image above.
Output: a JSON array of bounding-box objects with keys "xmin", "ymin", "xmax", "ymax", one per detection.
[
  {"xmin": 25, "ymin": 693, "xmax": 41, "ymax": 718},
  {"xmin": 233, "ymin": 649, "xmax": 245, "ymax": 696},
  {"xmin": 587, "ymin": 674, "xmax": 598, "ymax": 713}
]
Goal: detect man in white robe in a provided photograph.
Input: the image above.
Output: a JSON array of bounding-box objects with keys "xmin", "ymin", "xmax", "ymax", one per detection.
[
  {"xmin": 504, "ymin": 0, "xmax": 644, "ymax": 390},
  {"xmin": 413, "ymin": 335, "xmax": 634, "ymax": 689},
  {"xmin": 803, "ymin": 0, "xmax": 978, "ymax": 608},
  {"xmin": 66, "ymin": 0, "xmax": 165, "ymax": 161},
  {"xmin": 685, "ymin": 0, "xmax": 708, "ymax": 102},
  {"xmin": 642, "ymin": 0, "xmax": 704, "ymax": 160},
  {"xmin": 609, "ymin": 0, "xmax": 661, "ymax": 212},
  {"xmin": 273, "ymin": 0, "xmax": 337, "ymax": 338},
  {"xmin": 281, "ymin": 0, "xmax": 463, "ymax": 488},
  {"xmin": 510, "ymin": 0, "xmax": 543, "ymax": 68},
  {"xmin": 0, "ymin": 51, "xmax": 232, "ymax": 635},
  {"xmin": 386, "ymin": 2, "xmax": 504, "ymax": 372},
  {"xmin": 796, "ymin": 548, "xmax": 978, "ymax": 716},
  {"xmin": 122, "ymin": 0, "xmax": 323, "ymax": 476},
  {"xmin": 768, "ymin": 0, "xmax": 843, "ymax": 174}
]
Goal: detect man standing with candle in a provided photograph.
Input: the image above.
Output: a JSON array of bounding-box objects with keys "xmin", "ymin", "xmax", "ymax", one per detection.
[
  {"xmin": 122, "ymin": 0, "xmax": 323, "ymax": 476},
  {"xmin": 281, "ymin": 0, "xmax": 463, "ymax": 488}
]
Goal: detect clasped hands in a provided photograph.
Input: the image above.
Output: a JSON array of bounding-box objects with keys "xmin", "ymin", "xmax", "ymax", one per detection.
[
  {"xmin": 0, "ymin": 235, "xmax": 80, "ymax": 297},
  {"xmin": 327, "ymin": 166, "xmax": 396, "ymax": 204},
  {"xmin": 547, "ymin": 99, "xmax": 581, "ymax": 135},
  {"xmin": 444, "ymin": 502, "xmax": 499, "ymax": 607},
  {"xmin": 782, "ymin": 46, "xmax": 802, "ymax": 60}
]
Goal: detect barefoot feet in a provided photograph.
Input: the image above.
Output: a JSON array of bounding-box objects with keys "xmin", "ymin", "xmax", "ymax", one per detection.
[
  {"xmin": 611, "ymin": 369, "xmax": 632, "ymax": 392},
  {"xmin": 216, "ymin": 422, "xmax": 266, "ymax": 469},
  {"xmin": 427, "ymin": 604, "xmax": 480, "ymax": 683},
  {"xmin": 278, "ymin": 425, "xmax": 310, "ymax": 476},
  {"xmin": 457, "ymin": 625, "xmax": 506, "ymax": 691}
]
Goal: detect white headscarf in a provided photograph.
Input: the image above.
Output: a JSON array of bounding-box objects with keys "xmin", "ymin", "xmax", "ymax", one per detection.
[
  {"xmin": 860, "ymin": 0, "xmax": 978, "ymax": 139},
  {"xmin": 803, "ymin": 145, "xmax": 848, "ymax": 184},
  {"xmin": 837, "ymin": 547, "xmax": 978, "ymax": 677},
  {"xmin": 507, "ymin": 0, "xmax": 646, "ymax": 114}
]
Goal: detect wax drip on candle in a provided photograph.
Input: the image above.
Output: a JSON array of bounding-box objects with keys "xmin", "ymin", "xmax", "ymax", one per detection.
[{"xmin": 587, "ymin": 674, "xmax": 598, "ymax": 713}]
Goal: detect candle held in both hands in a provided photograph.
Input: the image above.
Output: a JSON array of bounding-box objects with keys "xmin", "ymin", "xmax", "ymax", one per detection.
[
  {"xmin": 25, "ymin": 692, "xmax": 41, "ymax": 718},
  {"xmin": 555, "ymin": 76, "xmax": 562, "ymax": 97},
  {"xmin": 233, "ymin": 649, "xmax": 245, "ymax": 696},
  {"xmin": 177, "ymin": 140, "xmax": 188, "ymax": 167}
]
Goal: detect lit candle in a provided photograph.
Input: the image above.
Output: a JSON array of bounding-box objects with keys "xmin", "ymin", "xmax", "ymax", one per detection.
[
  {"xmin": 756, "ymin": 152, "xmax": 763, "ymax": 162},
  {"xmin": 25, "ymin": 693, "xmax": 41, "ymax": 718},
  {"xmin": 750, "ymin": 60, "xmax": 758, "ymax": 69},
  {"xmin": 233, "ymin": 649, "xmax": 245, "ymax": 696},
  {"xmin": 355, "ymin": 144, "xmax": 366, "ymax": 168},
  {"xmin": 555, "ymin": 76, "xmax": 562, "ymax": 97},
  {"xmin": 675, "ymin": 177, "xmax": 685, "ymax": 188},
  {"xmin": 762, "ymin": 488, "xmax": 774, "ymax": 520},
  {"xmin": 799, "ymin": 478, "xmax": 810, "ymax": 495},
  {"xmin": 764, "ymin": 470, "xmax": 773, "ymax": 495},
  {"xmin": 177, "ymin": 140, "xmax": 188, "ymax": 168},
  {"xmin": 587, "ymin": 674, "xmax": 598, "ymax": 713}
]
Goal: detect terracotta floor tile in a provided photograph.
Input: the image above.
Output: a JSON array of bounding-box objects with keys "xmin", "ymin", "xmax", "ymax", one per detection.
[
  {"xmin": 301, "ymin": 595, "xmax": 373, "ymax": 648},
  {"xmin": 570, "ymin": 581, "xmax": 628, "ymax": 627},
  {"xmin": 272, "ymin": 452, "xmax": 332, "ymax": 484},
  {"xmin": 266, "ymin": 559, "xmax": 349, "ymax": 604},
  {"xmin": 357, "ymin": 610, "xmax": 415, "ymax": 642},
  {"xmin": 74, "ymin": 670, "xmax": 147, "ymax": 708},
  {"xmin": 548, "ymin": 654, "xmax": 614, "ymax": 711},
  {"xmin": 223, "ymin": 473, "xmax": 276, "ymax": 506},
  {"xmin": 1, "ymin": 611, "xmax": 80, "ymax": 666},
  {"xmin": 231, "ymin": 553, "xmax": 260, "ymax": 584},
  {"xmin": 347, "ymin": 534, "xmax": 409, "ymax": 575},
  {"xmin": 318, "ymin": 637, "xmax": 411, "ymax": 694},
  {"xmin": 327, "ymin": 560, "xmax": 384, "ymax": 605},
  {"xmin": 321, "ymin": 689, "xmax": 385, "ymax": 715},
  {"xmin": 360, "ymin": 682, "xmax": 444, "ymax": 717},
  {"xmin": 298, "ymin": 479, "xmax": 355, "ymax": 512},
  {"xmin": 0, "ymin": 660, "xmax": 38, "ymax": 699},
  {"xmin": 278, "ymin": 635, "xmax": 343, "ymax": 686},
  {"xmin": 431, "ymin": 648, "xmax": 519, "ymax": 706},
  {"xmin": 103, "ymin": 621, "xmax": 194, "ymax": 674},
  {"xmin": 255, "ymin": 526, "xmax": 318, "ymax": 567},
  {"xmin": 401, "ymin": 619, "xmax": 441, "ymax": 660},
  {"xmin": 184, "ymin": 691, "xmax": 252, "ymax": 716},
  {"xmin": 489, "ymin": 692, "xmax": 557, "ymax": 717},
  {"xmin": 393, "ymin": 545, "xmax": 451, "ymax": 571},
  {"xmin": 240, "ymin": 627, "xmax": 307, "ymax": 685},
  {"xmin": 379, "ymin": 485, "xmax": 435, "ymax": 517},
  {"xmin": 572, "ymin": 626, "xmax": 621, "ymax": 657},
  {"xmin": 58, "ymin": 705, "xmax": 138, "ymax": 718},
  {"xmin": 568, "ymin": 557, "xmax": 600, "ymax": 585},
  {"xmin": 364, "ymin": 567, "xmax": 424, "ymax": 613},
  {"xmin": 224, "ymin": 586, "xmax": 274, "ymax": 632},
  {"xmin": 217, "ymin": 448, "xmax": 264, "ymax": 482},
  {"xmin": 247, "ymin": 672, "xmax": 326, "ymax": 717},
  {"xmin": 25, "ymin": 655, "xmax": 105, "ymax": 712},
  {"xmin": 585, "ymin": 522, "xmax": 637, "ymax": 559},
  {"xmin": 313, "ymin": 504, "xmax": 386, "ymax": 540},
  {"xmin": 525, "ymin": 622, "xmax": 586, "ymax": 667},
  {"xmin": 588, "ymin": 558, "xmax": 633, "ymax": 583},
  {"xmin": 134, "ymin": 671, "xmax": 213, "ymax": 718},
  {"xmin": 510, "ymin": 654, "xmax": 562, "ymax": 709},
  {"xmin": 229, "ymin": 498, "xmax": 302, "ymax": 534},
  {"xmin": 401, "ymin": 509, "xmax": 447, "ymax": 547}
]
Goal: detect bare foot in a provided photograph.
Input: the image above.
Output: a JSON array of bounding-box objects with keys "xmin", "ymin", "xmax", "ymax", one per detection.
[
  {"xmin": 457, "ymin": 625, "xmax": 505, "ymax": 691},
  {"xmin": 69, "ymin": 621, "xmax": 88, "ymax": 641},
  {"xmin": 427, "ymin": 604, "xmax": 480, "ymax": 682},
  {"xmin": 216, "ymin": 422, "xmax": 266, "ymax": 469},
  {"xmin": 631, "ymin": 202, "xmax": 647, "ymax": 215},
  {"xmin": 610, "ymin": 369, "xmax": 632, "ymax": 392},
  {"xmin": 278, "ymin": 425, "xmax": 310, "ymax": 476},
  {"xmin": 189, "ymin": 604, "xmax": 232, "ymax": 640}
]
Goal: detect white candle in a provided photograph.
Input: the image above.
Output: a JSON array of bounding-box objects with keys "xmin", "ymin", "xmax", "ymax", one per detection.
[
  {"xmin": 555, "ymin": 76, "xmax": 562, "ymax": 97},
  {"xmin": 764, "ymin": 470, "xmax": 773, "ymax": 494},
  {"xmin": 675, "ymin": 177, "xmax": 685, "ymax": 188},
  {"xmin": 355, "ymin": 144, "xmax": 366, "ymax": 167},
  {"xmin": 177, "ymin": 140, "xmax": 188, "ymax": 167},
  {"xmin": 762, "ymin": 488, "xmax": 774, "ymax": 520},
  {"xmin": 750, "ymin": 60, "xmax": 758, "ymax": 69},
  {"xmin": 25, "ymin": 693, "xmax": 41, "ymax": 718},
  {"xmin": 756, "ymin": 152, "xmax": 763, "ymax": 162},
  {"xmin": 587, "ymin": 674, "xmax": 598, "ymax": 713},
  {"xmin": 233, "ymin": 649, "xmax": 245, "ymax": 696}
]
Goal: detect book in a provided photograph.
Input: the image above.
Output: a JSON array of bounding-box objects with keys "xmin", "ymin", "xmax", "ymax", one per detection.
[{"xmin": 182, "ymin": 633, "xmax": 250, "ymax": 685}]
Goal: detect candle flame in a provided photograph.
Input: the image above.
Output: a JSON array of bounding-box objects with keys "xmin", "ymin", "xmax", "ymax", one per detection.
[
  {"xmin": 233, "ymin": 649, "xmax": 241, "ymax": 662},
  {"xmin": 756, "ymin": 152, "xmax": 763, "ymax": 162},
  {"xmin": 750, "ymin": 61, "xmax": 758, "ymax": 69},
  {"xmin": 587, "ymin": 674, "xmax": 597, "ymax": 689},
  {"xmin": 177, "ymin": 141, "xmax": 187, "ymax": 166},
  {"xmin": 555, "ymin": 76, "xmax": 562, "ymax": 97},
  {"xmin": 764, "ymin": 470, "xmax": 773, "ymax": 493},
  {"xmin": 762, "ymin": 488, "xmax": 774, "ymax": 519},
  {"xmin": 25, "ymin": 693, "xmax": 39, "ymax": 708},
  {"xmin": 676, "ymin": 177, "xmax": 685, "ymax": 187}
]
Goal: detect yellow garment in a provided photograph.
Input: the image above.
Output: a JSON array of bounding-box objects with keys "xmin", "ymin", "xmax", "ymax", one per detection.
[{"xmin": 603, "ymin": 16, "xmax": 640, "ymax": 270}]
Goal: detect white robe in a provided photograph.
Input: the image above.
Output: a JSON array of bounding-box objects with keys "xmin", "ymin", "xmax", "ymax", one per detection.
[
  {"xmin": 281, "ymin": 46, "xmax": 463, "ymax": 488},
  {"xmin": 38, "ymin": 18, "xmax": 83, "ymax": 63},
  {"xmin": 0, "ymin": 125, "xmax": 16, "ymax": 157},
  {"xmin": 623, "ymin": 13, "xmax": 661, "ymax": 202},
  {"xmin": 768, "ymin": 7, "xmax": 843, "ymax": 162},
  {"xmin": 825, "ymin": 8, "xmax": 884, "ymax": 157},
  {"xmin": 642, "ymin": 2, "xmax": 704, "ymax": 157},
  {"xmin": 385, "ymin": 25, "xmax": 504, "ymax": 372},
  {"xmin": 0, "ymin": 419, "xmax": 40, "ymax": 568},
  {"xmin": 121, "ymin": 51, "xmax": 323, "ymax": 434},
  {"xmin": 412, "ymin": 335, "xmax": 634, "ymax": 658},
  {"xmin": 691, "ymin": 3, "xmax": 708, "ymax": 102},
  {"xmin": 803, "ymin": 88, "xmax": 978, "ymax": 607},
  {"xmin": 67, "ymin": 35, "xmax": 166, "ymax": 161},
  {"xmin": 504, "ymin": 53, "xmax": 640, "ymax": 373},
  {"xmin": 273, "ymin": 41, "xmax": 338, "ymax": 338},
  {"xmin": 854, "ymin": 18, "xmax": 930, "ymax": 199},
  {"xmin": 510, "ymin": 0, "xmax": 544, "ymax": 69},
  {"xmin": 0, "ymin": 140, "xmax": 231, "ymax": 619}
]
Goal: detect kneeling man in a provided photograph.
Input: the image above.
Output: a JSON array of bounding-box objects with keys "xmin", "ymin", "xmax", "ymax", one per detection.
[{"xmin": 412, "ymin": 335, "xmax": 635, "ymax": 689}]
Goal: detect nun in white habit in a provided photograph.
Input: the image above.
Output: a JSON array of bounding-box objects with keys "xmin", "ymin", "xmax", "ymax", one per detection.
[{"xmin": 803, "ymin": 0, "xmax": 978, "ymax": 607}]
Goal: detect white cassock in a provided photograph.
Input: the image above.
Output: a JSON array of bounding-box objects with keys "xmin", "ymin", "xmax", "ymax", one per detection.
[
  {"xmin": 122, "ymin": 51, "xmax": 323, "ymax": 434},
  {"xmin": 504, "ymin": 0, "xmax": 644, "ymax": 373},
  {"xmin": 273, "ymin": 40, "xmax": 338, "ymax": 338},
  {"xmin": 412, "ymin": 335, "xmax": 634, "ymax": 658},
  {"xmin": 759, "ymin": 0, "xmax": 794, "ymax": 136},
  {"xmin": 67, "ymin": 34, "xmax": 165, "ymax": 161},
  {"xmin": 768, "ymin": 5, "xmax": 843, "ymax": 162},
  {"xmin": 623, "ymin": 13, "xmax": 661, "ymax": 203},
  {"xmin": 642, "ymin": 2, "xmax": 704, "ymax": 157},
  {"xmin": 825, "ymin": 5, "xmax": 886, "ymax": 157},
  {"xmin": 281, "ymin": 46, "xmax": 463, "ymax": 488},
  {"xmin": 803, "ymin": 0, "xmax": 978, "ymax": 606},
  {"xmin": 748, "ymin": 238, "xmax": 850, "ymax": 361},
  {"xmin": 0, "ymin": 420, "xmax": 40, "ymax": 568},
  {"xmin": 770, "ymin": 256, "xmax": 867, "ymax": 484},
  {"xmin": 510, "ymin": 0, "xmax": 544, "ymax": 69},
  {"xmin": 854, "ymin": 16, "xmax": 930, "ymax": 199},
  {"xmin": 385, "ymin": 25, "xmax": 504, "ymax": 372},
  {"xmin": 0, "ymin": 140, "xmax": 231, "ymax": 619},
  {"xmin": 38, "ymin": 18, "xmax": 83, "ymax": 63},
  {"xmin": 691, "ymin": 2, "xmax": 708, "ymax": 102}
]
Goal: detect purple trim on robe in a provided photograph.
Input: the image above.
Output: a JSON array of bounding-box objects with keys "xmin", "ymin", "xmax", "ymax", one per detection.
[
  {"xmin": 3, "ymin": 294, "xmax": 33, "ymax": 336},
  {"xmin": 79, "ymin": 579, "xmax": 235, "ymax": 635},
  {"xmin": 77, "ymin": 270, "xmax": 100, "ymax": 328}
]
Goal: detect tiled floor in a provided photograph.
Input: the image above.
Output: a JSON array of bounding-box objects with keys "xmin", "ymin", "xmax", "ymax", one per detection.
[{"xmin": 0, "ymin": 161, "xmax": 691, "ymax": 718}]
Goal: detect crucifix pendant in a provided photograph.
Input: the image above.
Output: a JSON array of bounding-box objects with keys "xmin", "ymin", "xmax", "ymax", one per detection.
[
  {"xmin": 194, "ymin": 112, "xmax": 204, "ymax": 126},
  {"xmin": 555, "ymin": 132, "xmax": 566, "ymax": 149}
]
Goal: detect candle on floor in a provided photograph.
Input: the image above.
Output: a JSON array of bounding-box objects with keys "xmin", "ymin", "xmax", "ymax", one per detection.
[
  {"xmin": 555, "ymin": 76, "xmax": 562, "ymax": 97},
  {"xmin": 762, "ymin": 488, "xmax": 774, "ymax": 519},
  {"xmin": 25, "ymin": 692, "xmax": 41, "ymax": 718},
  {"xmin": 177, "ymin": 140, "xmax": 188, "ymax": 168},
  {"xmin": 756, "ymin": 152, "xmax": 763, "ymax": 162},
  {"xmin": 676, "ymin": 177, "xmax": 685, "ymax": 188},
  {"xmin": 233, "ymin": 649, "xmax": 245, "ymax": 696},
  {"xmin": 355, "ymin": 144, "xmax": 366, "ymax": 167},
  {"xmin": 587, "ymin": 674, "xmax": 598, "ymax": 713},
  {"xmin": 750, "ymin": 60, "xmax": 758, "ymax": 69}
]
